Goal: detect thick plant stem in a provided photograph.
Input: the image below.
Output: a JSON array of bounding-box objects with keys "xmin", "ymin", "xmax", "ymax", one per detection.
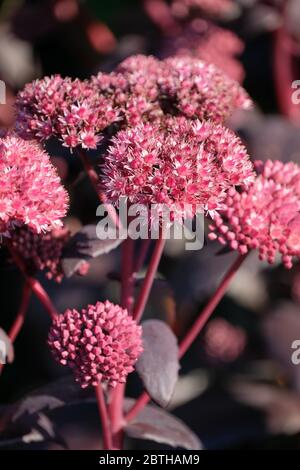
[
  {"xmin": 125, "ymin": 252, "xmax": 248, "ymax": 423},
  {"xmin": 179, "ymin": 253, "xmax": 247, "ymax": 356},
  {"xmin": 8, "ymin": 282, "xmax": 32, "ymax": 342},
  {"xmin": 109, "ymin": 238, "xmax": 135, "ymax": 449},
  {"xmin": 134, "ymin": 239, "xmax": 152, "ymax": 274},
  {"xmin": 0, "ymin": 282, "xmax": 32, "ymax": 375},
  {"xmin": 95, "ymin": 384, "xmax": 113, "ymax": 450},
  {"xmin": 77, "ymin": 149, "xmax": 120, "ymax": 228},
  {"xmin": 8, "ymin": 246, "xmax": 58, "ymax": 319},
  {"xmin": 133, "ymin": 235, "xmax": 166, "ymax": 324},
  {"xmin": 121, "ymin": 238, "xmax": 135, "ymax": 313}
]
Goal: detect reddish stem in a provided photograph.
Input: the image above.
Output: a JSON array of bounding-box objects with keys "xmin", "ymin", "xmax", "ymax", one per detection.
[
  {"xmin": 94, "ymin": 384, "xmax": 113, "ymax": 450},
  {"xmin": 9, "ymin": 282, "xmax": 32, "ymax": 342},
  {"xmin": 109, "ymin": 237, "xmax": 136, "ymax": 449},
  {"xmin": 76, "ymin": 148, "xmax": 120, "ymax": 228},
  {"xmin": 133, "ymin": 239, "xmax": 152, "ymax": 274},
  {"xmin": 8, "ymin": 245, "xmax": 58, "ymax": 319},
  {"xmin": 121, "ymin": 238, "xmax": 135, "ymax": 313},
  {"xmin": 125, "ymin": 252, "xmax": 247, "ymax": 422},
  {"xmin": 133, "ymin": 235, "xmax": 166, "ymax": 323},
  {"xmin": 0, "ymin": 282, "xmax": 32, "ymax": 375}
]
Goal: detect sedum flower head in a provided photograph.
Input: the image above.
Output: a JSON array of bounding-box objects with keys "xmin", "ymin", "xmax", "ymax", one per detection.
[
  {"xmin": 209, "ymin": 160, "xmax": 300, "ymax": 268},
  {"xmin": 101, "ymin": 117, "xmax": 254, "ymax": 217},
  {"xmin": 15, "ymin": 75, "xmax": 118, "ymax": 149},
  {"xmin": 48, "ymin": 301, "xmax": 143, "ymax": 388},
  {"xmin": 159, "ymin": 56, "xmax": 251, "ymax": 122},
  {"xmin": 91, "ymin": 56, "xmax": 163, "ymax": 127},
  {"xmin": 0, "ymin": 135, "xmax": 68, "ymax": 236}
]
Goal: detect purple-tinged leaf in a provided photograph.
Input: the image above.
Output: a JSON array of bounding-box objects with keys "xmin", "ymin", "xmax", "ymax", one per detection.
[
  {"xmin": 124, "ymin": 399, "xmax": 202, "ymax": 450},
  {"xmin": 62, "ymin": 224, "xmax": 123, "ymax": 277},
  {"xmin": 12, "ymin": 395, "xmax": 64, "ymax": 422},
  {"xmin": 136, "ymin": 320, "xmax": 179, "ymax": 407}
]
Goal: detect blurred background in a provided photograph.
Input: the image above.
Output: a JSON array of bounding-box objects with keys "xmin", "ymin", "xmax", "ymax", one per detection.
[{"xmin": 1, "ymin": 0, "xmax": 300, "ymax": 450}]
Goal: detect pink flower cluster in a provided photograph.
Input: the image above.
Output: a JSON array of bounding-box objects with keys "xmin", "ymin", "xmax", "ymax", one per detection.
[
  {"xmin": 102, "ymin": 117, "xmax": 254, "ymax": 217},
  {"xmin": 16, "ymin": 75, "xmax": 118, "ymax": 149},
  {"xmin": 0, "ymin": 135, "xmax": 68, "ymax": 236},
  {"xmin": 91, "ymin": 55, "xmax": 162, "ymax": 127},
  {"xmin": 162, "ymin": 21, "xmax": 245, "ymax": 82},
  {"xmin": 15, "ymin": 55, "xmax": 252, "ymax": 149},
  {"xmin": 209, "ymin": 160, "xmax": 300, "ymax": 268},
  {"xmin": 10, "ymin": 226, "xmax": 70, "ymax": 282},
  {"xmin": 48, "ymin": 301, "xmax": 143, "ymax": 388},
  {"xmin": 159, "ymin": 56, "xmax": 251, "ymax": 122}
]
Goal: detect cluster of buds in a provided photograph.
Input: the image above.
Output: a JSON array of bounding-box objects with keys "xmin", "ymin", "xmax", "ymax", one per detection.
[
  {"xmin": 209, "ymin": 160, "xmax": 300, "ymax": 269},
  {"xmin": 9, "ymin": 226, "xmax": 70, "ymax": 282},
  {"xmin": 48, "ymin": 301, "xmax": 143, "ymax": 388}
]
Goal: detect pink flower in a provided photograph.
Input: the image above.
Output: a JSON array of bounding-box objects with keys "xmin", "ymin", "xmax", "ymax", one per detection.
[
  {"xmin": 16, "ymin": 75, "xmax": 118, "ymax": 149},
  {"xmin": 91, "ymin": 56, "xmax": 162, "ymax": 127},
  {"xmin": 48, "ymin": 301, "xmax": 143, "ymax": 388},
  {"xmin": 0, "ymin": 135, "xmax": 69, "ymax": 236},
  {"xmin": 204, "ymin": 318, "xmax": 246, "ymax": 363},
  {"xmin": 209, "ymin": 160, "xmax": 300, "ymax": 269},
  {"xmin": 101, "ymin": 117, "xmax": 254, "ymax": 218},
  {"xmin": 9, "ymin": 226, "xmax": 70, "ymax": 282},
  {"xmin": 159, "ymin": 56, "xmax": 252, "ymax": 122}
]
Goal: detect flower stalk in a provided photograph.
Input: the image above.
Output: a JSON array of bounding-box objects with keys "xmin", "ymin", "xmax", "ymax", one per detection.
[{"xmin": 125, "ymin": 252, "xmax": 248, "ymax": 422}]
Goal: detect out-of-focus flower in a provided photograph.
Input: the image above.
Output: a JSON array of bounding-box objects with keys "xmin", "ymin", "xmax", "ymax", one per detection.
[
  {"xmin": 204, "ymin": 318, "xmax": 246, "ymax": 362},
  {"xmin": 0, "ymin": 135, "xmax": 68, "ymax": 236},
  {"xmin": 209, "ymin": 160, "xmax": 300, "ymax": 268},
  {"xmin": 171, "ymin": 0, "xmax": 236, "ymax": 19},
  {"xmin": 15, "ymin": 75, "xmax": 118, "ymax": 149},
  {"xmin": 161, "ymin": 21, "xmax": 245, "ymax": 82},
  {"xmin": 9, "ymin": 226, "xmax": 70, "ymax": 282},
  {"xmin": 102, "ymin": 117, "xmax": 254, "ymax": 218},
  {"xmin": 48, "ymin": 301, "xmax": 143, "ymax": 388},
  {"xmin": 159, "ymin": 56, "xmax": 252, "ymax": 122}
]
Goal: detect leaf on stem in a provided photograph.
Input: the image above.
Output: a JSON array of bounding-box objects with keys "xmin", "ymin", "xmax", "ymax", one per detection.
[
  {"xmin": 124, "ymin": 398, "xmax": 202, "ymax": 450},
  {"xmin": 12, "ymin": 395, "xmax": 64, "ymax": 422},
  {"xmin": 136, "ymin": 320, "xmax": 179, "ymax": 407},
  {"xmin": 62, "ymin": 224, "xmax": 123, "ymax": 277}
]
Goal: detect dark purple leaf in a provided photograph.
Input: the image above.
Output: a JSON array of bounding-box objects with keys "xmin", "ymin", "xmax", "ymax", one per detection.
[
  {"xmin": 136, "ymin": 320, "xmax": 179, "ymax": 407},
  {"xmin": 62, "ymin": 224, "xmax": 123, "ymax": 277},
  {"xmin": 124, "ymin": 399, "xmax": 202, "ymax": 450},
  {"xmin": 62, "ymin": 257, "xmax": 89, "ymax": 279},
  {"xmin": 12, "ymin": 396, "xmax": 64, "ymax": 423}
]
